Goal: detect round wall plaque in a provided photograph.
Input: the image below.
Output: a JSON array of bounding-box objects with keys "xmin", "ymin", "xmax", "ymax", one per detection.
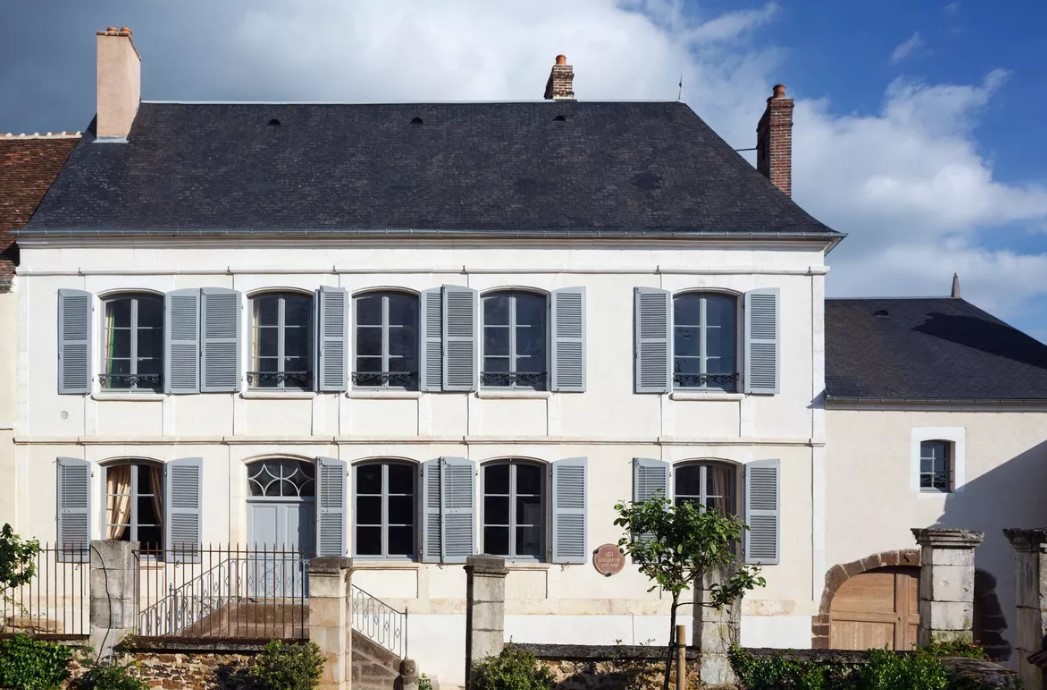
[{"xmin": 593, "ymin": 543, "xmax": 625, "ymax": 576}]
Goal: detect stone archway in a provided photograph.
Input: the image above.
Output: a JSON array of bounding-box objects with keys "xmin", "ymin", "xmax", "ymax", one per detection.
[{"xmin": 812, "ymin": 549, "xmax": 921, "ymax": 649}]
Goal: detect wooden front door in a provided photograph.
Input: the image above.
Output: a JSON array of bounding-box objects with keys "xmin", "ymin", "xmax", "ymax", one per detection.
[{"xmin": 830, "ymin": 566, "xmax": 920, "ymax": 650}]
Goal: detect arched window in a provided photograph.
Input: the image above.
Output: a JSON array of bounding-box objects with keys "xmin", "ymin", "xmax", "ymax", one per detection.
[
  {"xmin": 247, "ymin": 459, "xmax": 316, "ymax": 498},
  {"xmin": 920, "ymin": 441, "xmax": 953, "ymax": 492},
  {"xmin": 482, "ymin": 290, "xmax": 548, "ymax": 390},
  {"xmin": 249, "ymin": 292, "xmax": 313, "ymax": 390},
  {"xmin": 674, "ymin": 461, "xmax": 738, "ymax": 515},
  {"xmin": 354, "ymin": 461, "xmax": 416, "ymax": 559},
  {"xmin": 101, "ymin": 293, "xmax": 163, "ymax": 391},
  {"xmin": 483, "ymin": 460, "xmax": 545, "ymax": 560},
  {"xmin": 673, "ymin": 292, "xmax": 738, "ymax": 391},
  {"xmin": 353, "ymin": 291, "xmax": 419, "ymax": 390},
  {"xmin": 104, "ymin": 461, "xmax": 163, "ymax": 551}
]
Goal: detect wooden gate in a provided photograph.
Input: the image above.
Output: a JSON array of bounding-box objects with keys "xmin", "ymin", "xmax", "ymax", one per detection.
[{"xmin": 829, "ymin": 566, "xmax": 919, "ymax": 650}]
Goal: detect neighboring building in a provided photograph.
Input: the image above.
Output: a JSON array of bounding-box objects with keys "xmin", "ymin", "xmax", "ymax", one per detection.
[
  {"xmin": 0, "ymin": 131, "xmax": 79, "ymax": 527},
  {"xmin": 822, "ymin": 297, "xmax": 1047, "ymax": 659},
  {"xmin": 7, "ymin": 27, "xmax": 1047, "ymax": 685}
]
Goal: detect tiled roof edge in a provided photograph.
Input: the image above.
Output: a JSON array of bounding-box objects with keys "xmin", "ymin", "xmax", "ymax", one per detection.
[{"xmin": 0, "ymin": 132, "xmax": 82, "ymax": 140}]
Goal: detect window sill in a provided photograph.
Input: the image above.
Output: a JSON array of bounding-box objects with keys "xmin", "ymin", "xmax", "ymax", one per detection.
[
  {"xmin": 506, "ymin": 561, "xmax": 551, "ymax": 570},
  {"xmin": 346, "ymin": 390, "xmax": 423, "ymax": 400},
  {"xmin": 918, "ymin": 490, "xmax": 951, "ymax": 498},
  {"xmin": 91, "ymin": 392, "xmax": 166, "ymax": 402},
  {"xmin": 240, "ymin": 391, "xmax": 316, "ymax": 400},
  {"xmin": 669, "ymin": 392, "xmax": 744, "ymax": 402},
  {"xmin": 352, "ymin": 560, "xmax": 423, "ymax": 569},
  {"xmin": 476, "ymin": 390, "xmax": 552, "ymax": 400}
]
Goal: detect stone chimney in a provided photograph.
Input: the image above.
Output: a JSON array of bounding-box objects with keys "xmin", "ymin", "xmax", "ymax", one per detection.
[
  {"xmin": 756, "ymin": 84, "xmax": 794, "ymax": 196},
  {"xmin": 544, "ymin": 55, "xmax": 575, "ymax": 101},
  {"xmin": 96, "ymin": 26, "xmax": 141, "ymax": 139}
]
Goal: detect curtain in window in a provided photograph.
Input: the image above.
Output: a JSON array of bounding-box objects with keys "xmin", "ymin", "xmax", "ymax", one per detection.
[
  {"xmin": 706, "ymin": 464, "xmax": 733, "ymax": 514},
  {"xmin": 148, "ymin": 465, "xmax": 164, "ymax": 534},
  {"xmin": 105, "ymin": 305, "xmax": 118, "ymax": 378},
  {"xmin": 106, "ymin": 465, "xmax": 133, "ymax": 539}
]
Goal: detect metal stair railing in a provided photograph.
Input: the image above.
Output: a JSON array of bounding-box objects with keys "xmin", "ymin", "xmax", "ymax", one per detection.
[{"xmin": 351, "ymin": 584, "xmax": 408, "ymax": 659}]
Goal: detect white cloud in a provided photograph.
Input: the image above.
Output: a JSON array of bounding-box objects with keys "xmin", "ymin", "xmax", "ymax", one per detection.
[
  {"xmin": 944, "ymin": 2, "xmax": 962, "ymax": 15},
  {"xmin": 103, "ymin": 0, "xmax": 1047, "ymax": 328},
  {"xmin": 891, "ymin": 31, "xmax": 924, "ymax": 63}
]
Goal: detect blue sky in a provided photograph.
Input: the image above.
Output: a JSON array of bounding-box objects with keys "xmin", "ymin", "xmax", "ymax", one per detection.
[{"xmin": 3, "ymin": 1, "xmax": 1046, "ymax": 339}]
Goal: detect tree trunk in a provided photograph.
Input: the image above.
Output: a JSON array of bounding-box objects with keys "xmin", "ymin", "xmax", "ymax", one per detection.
[{"xmin": 663, "ymin": 593, "xmax": 680, "ymax": 690}]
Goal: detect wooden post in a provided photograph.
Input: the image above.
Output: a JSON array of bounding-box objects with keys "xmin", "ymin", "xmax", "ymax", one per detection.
[{"xmin": 675, "ymin": 624, "xmax": 687, "ymax": 690}]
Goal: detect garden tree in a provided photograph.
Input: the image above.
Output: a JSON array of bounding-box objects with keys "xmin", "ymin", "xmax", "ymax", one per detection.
[
  {"xmin": 0, "ymin": 524, "xmax": 40, "ymax": 591},
  {"xmin": 615, "ymin": 497, "xmax": 765, "ymax": 690}
]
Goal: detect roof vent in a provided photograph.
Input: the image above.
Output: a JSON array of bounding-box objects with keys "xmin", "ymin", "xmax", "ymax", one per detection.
[
  {"xmin": 268, "ymin": 118, "xmax": 281, "ymax": 127},
  {"xmin": 410, "ymin": 117, "xmax": 423, "ymax": 125},
  {"xmin": 553, "ymin": 114, "xmax": 567, "ymax": 122},
  {"xmin": 874, "ymin": 309, "xmax": 890, "ymax": 318}
]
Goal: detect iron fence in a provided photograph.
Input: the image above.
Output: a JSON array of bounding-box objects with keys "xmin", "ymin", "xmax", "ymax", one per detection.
[
  {"xmin": 134, "ymin": 544, "xmax": 308, "ymax": 640},
  {"xmin": 0, "ymin": 544, "xmax": 88, "ymax": 636},
  {"xmin": 351, "ymin": 584, "xmax": 408, "ymax": 659}
]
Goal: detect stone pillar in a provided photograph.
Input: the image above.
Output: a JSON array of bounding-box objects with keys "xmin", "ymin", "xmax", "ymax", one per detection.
[
  {"xmin": 692, "ymin": 564, "xmax": 740, "ymax": 688},
  {"xmin": 399, "ymin": 658, "xmax": 419, "ymax": 690},
  {"xmin": 912, "ymin": 528, "xmax": 983, "ymax": 646},
  {"xmin": 1004, "ymin": 528, "xmax": 1047, "ymax": 690},
  {"xmin": 88, "ymin": 539, "xmax": 137, "ymax": 659},
  {"xmin": 465, "ymin": 555, "xmax": 507, "ymax": 689},
  {"xmin": 309, "ymin": 557, "xmax": 353, "ymax": 690}
]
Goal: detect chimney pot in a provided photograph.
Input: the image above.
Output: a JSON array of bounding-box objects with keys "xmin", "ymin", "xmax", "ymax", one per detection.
[
  {"xmin": 544, "ymin": 55, "xmax": 575, "ymax": 101},
  {"xmin": 756, "ymin": 82, "xmax": 794, "ymax": 196},
  {"xmin": 96, "ymin": 25, "xmax": 141, "ymax": 139},
  {"xmin": 119, "ymin": 26, "xmax": 133, "ymax": 36},
  {"xmin": 556, "ymin": 54, "xmax": 567, "ymax": 65}
]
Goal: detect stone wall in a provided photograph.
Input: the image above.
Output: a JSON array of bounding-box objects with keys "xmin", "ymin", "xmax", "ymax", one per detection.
[
  {"xmin": 67, "ymin": 639, "xmax": 265, "ymax": 690},
  {"xmin": 518, "ymin": 644, "xmax": 697, "ymax": 690}
]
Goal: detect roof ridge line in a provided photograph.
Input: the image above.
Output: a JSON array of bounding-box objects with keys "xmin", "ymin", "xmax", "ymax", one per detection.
[{"xmin": 0, "ymin": 131, "xmax": 82, "ymax": 140}]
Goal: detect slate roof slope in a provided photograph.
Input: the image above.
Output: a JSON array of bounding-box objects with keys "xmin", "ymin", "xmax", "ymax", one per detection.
[
  {"xmin": 825, "ymin": 298, "xmax": 1047, "ymax": 401},
  {"xmin": 0, "ymin": 134, "xmax": 80, "ymax": 287},
  {"xmin": 24, "ymin": 101, "xmax": 838, "ymax": 237}
]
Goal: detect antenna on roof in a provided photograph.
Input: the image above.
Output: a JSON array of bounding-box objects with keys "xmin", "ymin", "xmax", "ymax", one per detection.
[
  {"xmin": 951, "ymin": 273, "xmax": 961, "ymax": 299},
  {"xmin": 678, "ymin": 73, "xmax": 683, "ymax": 102}
]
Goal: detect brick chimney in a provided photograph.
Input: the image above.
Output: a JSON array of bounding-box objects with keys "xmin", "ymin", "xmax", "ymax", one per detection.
[
  {"xmin": 756, "ymin": 84, "xmax": 794, "ymax": 196},
  {"xmin": 96, "ymin": 26, "xmax": 141, "ymax": 139},
  {"xmin": 544, "ymin": 55, "xmax": 575, "ymax": 101}
]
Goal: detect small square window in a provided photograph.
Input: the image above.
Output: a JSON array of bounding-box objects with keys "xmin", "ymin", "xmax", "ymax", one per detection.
[{"xmin": 919, "ymin": 440, "xmax": 952, "ymax": 492}]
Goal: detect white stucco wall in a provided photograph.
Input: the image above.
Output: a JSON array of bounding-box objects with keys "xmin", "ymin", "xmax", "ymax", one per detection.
[
  {"xmin": 14, "ymin": 236, "xmax": 830, "ymax": 685},
  {"xmin": 826, "ymin": 406, "xmax": 1047, "ymax": 662},
  {"xmin": 0, "ymin": 290, "xmax": 16, "ymax": 528}
]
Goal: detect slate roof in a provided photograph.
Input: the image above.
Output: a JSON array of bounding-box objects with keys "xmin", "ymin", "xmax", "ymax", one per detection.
[
  {"xmin": 23, "ymin": 101, "xmax": 838, "ymax": 238},
  {"xmin": 0, "ymin": 134, "xmax": 80, "ymax": 287},
  {"xmin": 825, "ymin": 298, "xmax": 1047, "ymax": 401}
]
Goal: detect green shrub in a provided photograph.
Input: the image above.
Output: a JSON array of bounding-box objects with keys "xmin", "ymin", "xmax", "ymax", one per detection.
[
  {"xmin": 853, "ymin": 648, "xmax": 949, "ymax": 690},
  {"xmin": 419, "ymin": 673, "xmax": 433, "ymax": 690},
  {"xmin": 729, "ymin": 646, "xmax": 953, "ymax": 690},
  {"xmin": 0, "ymin": 634, "xmax": 72, "ymax": 690},
  {"xmin": 470, "ymin": 646, "xmax": 554, "ymax": 690},
  {"xmin": 248, "ymin": 640, "xmax": 325, "ymax": 690},
  {"xmin": 729, "ymin": 647, "xmax": 831, "ymax": 690},
  {"xmin": 74, "ymin": 657, "xmax": 148, "ymax": 690},
  {"xmin": 923, "ymin": 639, "xmax": 989, "ymax": 660}
]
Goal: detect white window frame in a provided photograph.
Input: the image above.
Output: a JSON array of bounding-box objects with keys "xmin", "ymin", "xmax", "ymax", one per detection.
[
  {"xmin": 352, "ymin": 460, "xmax": 417, "ymax": 561},
  {"xmin": 248, "ymin": 292, "xmax": 314, "ymax": 390},
  {"xmin": 481, "ymin": 290, "xmax": 549, "ymax": 391},
  {"xmin": 910, "ymin": 427, "xmax": 966, "ymax": 495},
  {"xmin": 100, "ymin": 292, "xmax": 164, "ymax": 392},
  {"xmin": 103, "ymin": 461, "xmax": 165, "ymax": 554},
  {"xmin": 352, "ymin": 291, "xmax": 420, "ymax": 390},
  {"xmin": 480, "ymin": 459, "xmax": 547, "ymax": 562}
]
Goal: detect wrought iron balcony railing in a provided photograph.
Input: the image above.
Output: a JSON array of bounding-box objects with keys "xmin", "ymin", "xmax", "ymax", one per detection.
[
  {"xmin": 247, "ymin": 371, "xmax": 312, "ymax": 387},
  {"xmin": 480, "ymin": 371, "xmax": 548, "ymax": 389},
  {"xmin": 351, "ymin": 371, "xmax": 418, "ymax": 389},
  {"xmin": 99, "ymin": 373, "xmax": 163, "ymax": 390},
  {"xmin": 672, "ymin": 372, "xmax": 739, "ymax": 390}
]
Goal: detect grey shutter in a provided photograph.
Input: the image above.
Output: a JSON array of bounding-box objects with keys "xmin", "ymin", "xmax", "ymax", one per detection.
[
  {"xmin": 551, "ymin": 287, "xmax": 586, "ymax": 392},
  {"xmin": 200, "ymin": 288, "xmax": 241, "ymax": 392},
  {"xmin": 56, "ymin": 457, "xmax": 90, "ymax": 563},
  {"xmin": 745, "ymin": 459, "xmax": 780, "ymax": 565},
  {"xmin": 165, "ymin": 458, "xmax": 202, "ymax": 563},
  {"xmin": 420, "ymin": 460, "xmax": 441, "ymax": 563},
  {"xmin": 57, "ymin": 289, "xmax": 91, "ymax": 394},
  {"xmin": 419, "ymin": 288, "xmax": 443, "ymax": 391},
  {"xmin": 744, "ymin": 288, "xmax": 780, "ymax": 395},
  {"xmin": 317, "ymin": 286, "xmax": 349, "ymax": 392},
  {"xmin": 316, "ymin": 457, "xmax": 347, "ymax": 556},
  {"xmin": 634, "ymin": 287, "xmax": 671, "ymax": 393},
  {"xmin": 633, "ymin": 457, "xmax": 670, "ymax": 502},
  {"xmin": 440, "ymin": 457, "xmax": 475, "ymax": 563},
  {"xmin": 165, "ymin": 289, "xmax": 200, "ymax": 394},
  {"xmin": 442, "ymin": 286, "xmax": 478, "ymax": 391},
  {"xmin": 551, "ymin": 457, "xmax": 587, "ymax": 564}
]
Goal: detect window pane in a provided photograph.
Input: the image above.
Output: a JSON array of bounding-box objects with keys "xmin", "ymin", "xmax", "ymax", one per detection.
[
  {"xmin": 484, "ymin": 327, "xmax": 510, "ymax": 356},
  {"xmin": 357, "ymin": 497, "xmax": 382, "ymax": 525},
  {"xmin": 674, "ymin": 327, "xmax": 700, "ymax": 357},
  {"xmin": 283, "ymin": 356, "xmax": 310, "ymax": 376},
  {"xmin": 388, "ymin": 294, "xmax": 418, "ymax": 328},
  {"xmin": 675, "ymin": 466, "xmax": 702, "ymax": 498},
  {"xmin": 389, "ymin": 326, "xmax": 417, "ymax": 359},
  {"xmin": 516, "ymin": 495, "xmax": 542, "ymax": 524},
  {"xmin": 515, "ymin": 464, "xmax": 543, "ymax": 495},
  {"xmin": 674, "ymin": 295, "xmax": 700, "ymax": 326},
  {"xmin": 257, "ymin": 328, "xmax": 279, "ymax": 357},
  {"xmin": 484, "ymin": 496, "xmax": 509, "ymax": 525},
  {"xmin": 484, "ymin": 294, "xmax": 510, "ymax": 325},
  {"xmin": 388, "ymin": 526, "xmax": 414, "ymax": 557},
  {"xmin": 138, "ymin": 328, "xmax": 163, "ymax": 359},
  {"xmin": 516, "ymin": 526, "xmax": 542, "ymax": 559},
  {"xmin": 388, "ymin": 495, "xmax": 414, "ymax": 524},
  {"xmin": 516, "ymin": 325, "xmax": 545, "ymax": 360},
  {"xmin": 708, "ymin": 325, "xmax": 736, "ymax": 361},
  {"xmin": 485, "ymin": 464, "xmax": 510, "ymax": 494},
  {"xmin": 706, "ymin": 465, "xmax": 735, "ymax": 513},
  {"xmin": 706, "ymin": 356, "xmax": 734, "ymax": 375},
  {"xmin": 484, "ymin": 526, "xmax": 509, "ymax": 556},
  {"xmin": 284, "ymin": 326, "xmax": 310, "ymax": 358},
  {"xmin": 355, "ymin": 294, "xmax": 382, "ymax": 326},
  {"xmin": 705, "ymin": 295, "xmax": 735, "ymax": 327},
  {"xmin": 484, "ymin": 357, "xmax": 510, "ymax": 373},
  {"xmin": 356, "ymin": 465, "xmax": 382, "ymax": 494},
  {"xmin": 356, "ymin": 527, "xmax": 382, "ymax": 556},
  {"xmin": 284, "ymin": 295, "xmax": 312, "ymax": 327},
  {"xmin": 674, "ymin": 357, "xmax": 700, "ymax": 375},
  {"xmin": 137, "ymin": 496, "xmax": 160, "ymax": 525},
  {"xmin": 254, "ymin": 296, "xmax": 279, "ymax": 326},
  {"xmin": 138, "ymin": 524, "xmax": 162, "ymax": 551},
  {"xmin": 357, "ymin": 328, "xmax": 382, "ymax": 357},
  {"xmin": 515, "ymin": 294, "xmax": 546, "ymax": 328},
  {"xmin": 106, "ymin": 299, "xmax": 132, "ymax": 328},
  {"xmin": 388, "ymin": 464, "xmax": 413, "ymax": 495},
  {"xmin": 108, "ymin": 329, "xmax": 132, "ymax": 359},
  {"xmin": 137, "ymin": 298, "xmax": 163, "ymax": 329}
]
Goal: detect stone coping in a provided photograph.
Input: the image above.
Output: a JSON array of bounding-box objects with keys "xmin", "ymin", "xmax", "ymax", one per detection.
[
  {"xmin": 912, "ymin": 528, "xmax": 985, "ymax": 547},
  {"xmin": 116, "ymin": 636, "xmax": 281, "ymax": 654},
  {"xmin": 1003, "ymin": 527, "xmax": 1047, "ymax": 551},
  {"xmin": 517, "ymin": 643, "xmax": 699, "ymax": 661},
  {"xmin": 0, "ymin": 633, "xmax": 88, "ymax": 646}
]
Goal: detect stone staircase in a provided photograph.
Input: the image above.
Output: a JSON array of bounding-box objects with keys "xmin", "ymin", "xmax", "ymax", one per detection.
[{"xmin": 352, "ymin": 628, "xmax": 404, "ymax": 690}]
